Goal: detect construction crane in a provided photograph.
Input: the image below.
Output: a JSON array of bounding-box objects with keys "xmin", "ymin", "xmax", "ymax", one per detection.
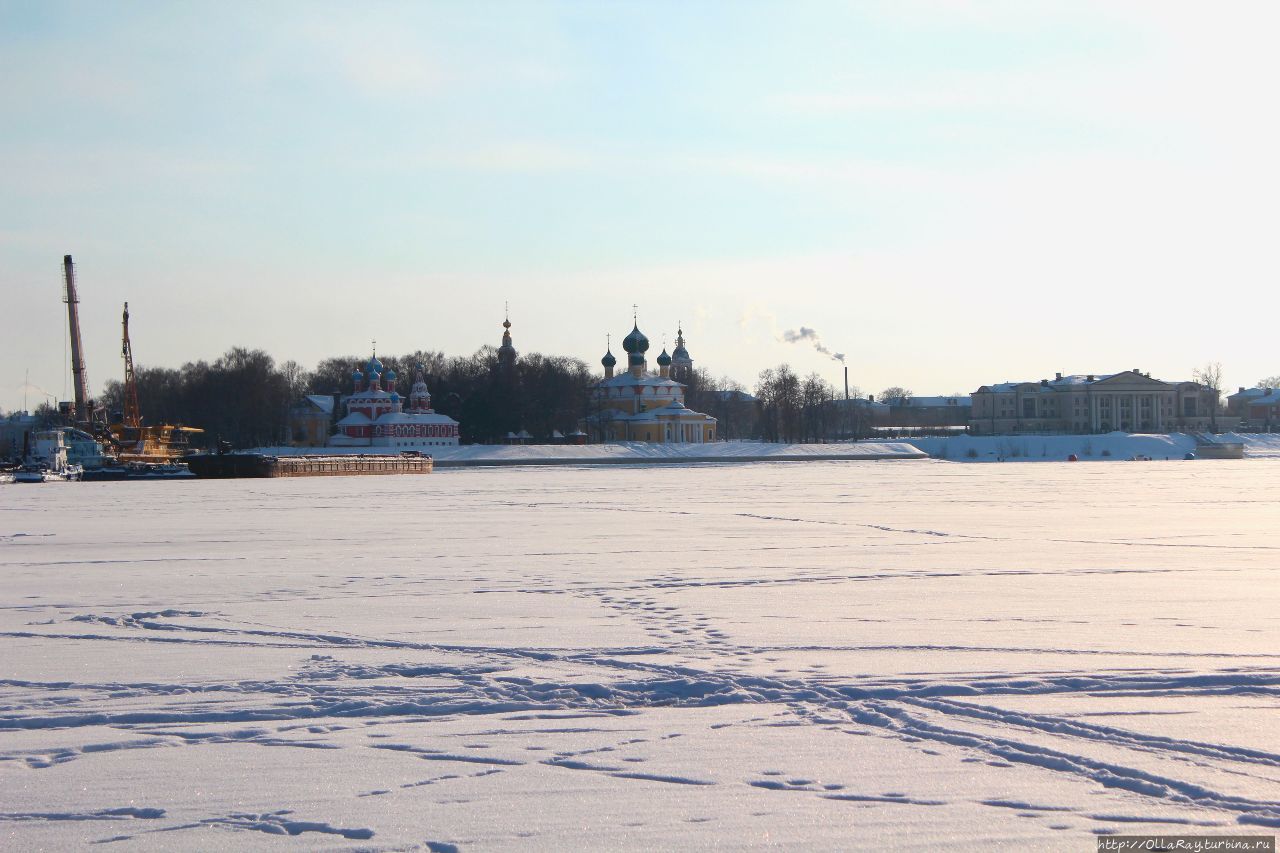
[
  {"xmin": 121, "ymin": 302, "xmax": 142, "ymax": 428},
  {"xmin": 56, "ymin": 255, "xmax": 202, "ymax": 464},
  {"xmin": 108, "ymin": 300, "xmax": 203, "ymax": 464}
]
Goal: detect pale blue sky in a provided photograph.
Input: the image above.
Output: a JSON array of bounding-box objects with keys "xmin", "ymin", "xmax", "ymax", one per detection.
[{"xmin": 4, "ymin": 1, "xmax": 1277, "ymax": 412}]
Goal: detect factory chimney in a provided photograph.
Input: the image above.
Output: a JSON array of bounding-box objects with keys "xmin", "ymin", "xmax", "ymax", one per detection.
[{"xmin": 62, "ymin": 255, "xmax": 92, "ymax": 423}]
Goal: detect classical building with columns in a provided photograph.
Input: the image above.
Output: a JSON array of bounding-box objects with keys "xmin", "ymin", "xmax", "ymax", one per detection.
[
  {"xmin": 586, "ymin": 320, "xmax": 717, "ymax": 443},
  {"xmin": 969, "ymin": 370, "xmax": 1225, "ymax": 435}
]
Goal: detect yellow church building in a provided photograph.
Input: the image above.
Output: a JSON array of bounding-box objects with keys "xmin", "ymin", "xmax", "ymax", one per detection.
[{"xmin": 588, "ymin": 320, "xmax": 717, "ymax": 443}]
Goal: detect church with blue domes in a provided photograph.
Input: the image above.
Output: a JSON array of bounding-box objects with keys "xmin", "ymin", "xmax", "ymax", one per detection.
[
  {"xmin": 588, "ymin": 319, "xmax": 716, "ymax": 443},
  {"xmin": 329, "ymin": 353, "xmax": 460, "ymax": 449}
]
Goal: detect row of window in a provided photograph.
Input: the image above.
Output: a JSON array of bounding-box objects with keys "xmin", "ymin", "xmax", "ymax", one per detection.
[{"xmin": 605, "ymin": 386, "xmax": 679, "ymax": 397}]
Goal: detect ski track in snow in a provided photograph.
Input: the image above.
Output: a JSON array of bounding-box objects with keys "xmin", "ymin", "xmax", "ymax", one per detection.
[
  {"xmin": 4, "ymin": 611, "xmax": 1279, "ymax": 831},
  {"xmin": 1, "ymin": 461, "xmax": 1278, "ymax": 847}
]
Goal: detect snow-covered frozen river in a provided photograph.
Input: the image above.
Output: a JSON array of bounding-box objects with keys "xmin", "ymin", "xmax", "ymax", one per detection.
[{"xmin": 2, "ymin": 460, "xmax": 1278, "ymax": 849}]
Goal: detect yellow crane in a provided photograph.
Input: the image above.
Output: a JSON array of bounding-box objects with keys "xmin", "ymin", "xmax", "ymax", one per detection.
[{"xmin": 108, "ymin": 302, "xmax": 202, "ymax": 463}]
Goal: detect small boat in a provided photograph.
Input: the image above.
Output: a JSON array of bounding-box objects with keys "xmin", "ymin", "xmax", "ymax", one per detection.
[
  {"xmin": 13, "ymin": 463, "xmax": 81, "ymax": 483},
  {"xmin": 13, "ymin": 465, "xmax": 46, "ymax": 484},
  {"xmin": 125, "ymin": 462, "xmax": 194, "ymax": 480},
  {"xmin": 81, "ymin": 465, "xmax": 130, "ymax": 482}
]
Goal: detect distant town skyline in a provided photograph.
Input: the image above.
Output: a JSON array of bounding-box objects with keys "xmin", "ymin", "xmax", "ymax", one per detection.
[{"xmin": 4, "ymin": 1, "xmax": 1278, "ymax": 414}]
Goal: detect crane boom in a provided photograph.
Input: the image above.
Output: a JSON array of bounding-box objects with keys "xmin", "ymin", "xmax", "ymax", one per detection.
[
  {"xmin": 121, "ymin": 302, "xmax": 142, "ymax": 428},
  {"xmin": 108, "ymin": 300, "xmax": 201, "ymax": 464},
  {"xmin": 62, "ymin": 255, "xmax": 93, "ymax": 423}
]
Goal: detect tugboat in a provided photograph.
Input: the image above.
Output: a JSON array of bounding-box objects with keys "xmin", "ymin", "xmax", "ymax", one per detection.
[
  {"xmin": 59, "ymin": 427, "xmax": 128, "ymax": 481},
  {"xmin": 15, "ymin": 431, "xmax": 83, "ymax": 482}
]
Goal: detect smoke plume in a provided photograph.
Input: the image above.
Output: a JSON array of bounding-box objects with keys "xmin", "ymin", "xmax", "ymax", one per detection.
[{"xmin": 780, "ymin": 326, "xmax": 845, "ymax": 363}]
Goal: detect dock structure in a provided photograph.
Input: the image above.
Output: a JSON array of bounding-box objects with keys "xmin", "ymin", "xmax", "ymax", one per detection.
[
  {"xmin": 1192, "ymin": 435, "xmax": 1245, "ymax": 459},
  {"xmin": 185, "ymin": 452, "xmax": 432, "ymax": 478}
]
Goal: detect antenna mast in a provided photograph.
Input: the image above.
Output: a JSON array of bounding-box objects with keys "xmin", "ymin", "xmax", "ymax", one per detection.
[
  {"xmin": 121, "ymin": 302, "xmax": 142, "ymax": 428},
  {"xmin": 62, "ymin": 255, "xmax": 93, "ymax": 423}
]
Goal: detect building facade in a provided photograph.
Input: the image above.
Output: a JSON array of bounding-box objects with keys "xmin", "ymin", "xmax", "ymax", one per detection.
[
  {"xmin": 587, "ymin": 321, "xmax": 717, "ymax": 443},
  {"xmin": 1227, "ymin": 387, "xmax": 1266, "ymax": 416},
  {"xmin": 0, "ymin": 412, "xmax": 39, "ymax": 461},
  {"xmin": 289, "ymin": 395, "xmax": 335, "ymax": 447},
  {"xmin": 329, "ymin": 355, "xmax": 460, "ymax": 449},
  {"xmin": 969, "ymin": 370, "xmax": 1224, "ymax": 435},
  {"xmin": 1230, "ymin": 387, "xmax": 1280, "ymax": 429},
  {"xmin": 883, "ymin": 395, "xmax": 971, "ymax": 428}
]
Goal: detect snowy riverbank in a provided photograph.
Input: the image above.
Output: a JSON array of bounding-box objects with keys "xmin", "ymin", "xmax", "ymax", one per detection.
[
  {"xmin": 249, "ymin": 440, "xmax": 929, "ymax": 466},
  {"xmin": 902, "ymin": 432, "xmax": 1280, "ymax": 462},
  {"xmin": 241, "ymin": 434, "xmax": 1280, "ymax": 468}
]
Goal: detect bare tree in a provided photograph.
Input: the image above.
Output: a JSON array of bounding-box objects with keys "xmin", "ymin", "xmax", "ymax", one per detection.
[
  {"xmin": 280, "ymin": 360, "xmax": 310, "ymax": 404},
  {"xmin": 879, "ymin": 386, "xmax": 912, "ymax": 405},
  {"xmin": 1258, "ymin": 375, "xmax": 1280, "ymax": 390},
  {"xmin": 837, "ymin": 382, "xmax": 864, "ymax": 440},
  {"xmin": 686, "ymin": 371, "xmax": 756, "ymax": 440},
  {"xmin": 755, "ymin": 368, "xmax": 778, "ymax": 442},
  {"xmin": 755, "ymin": 365, "xmax": 803, "ymax": 442},
  {"xmin": 308, "ymin": 356, "xmax": 364, "ymax": 396},
  {"xmin": 800, "ymin": 373, "xmax": 834, "ymax": 442},
  {"xmin": 1193, "ymin": 362, "xmax": 1224, "ymax": 432}
]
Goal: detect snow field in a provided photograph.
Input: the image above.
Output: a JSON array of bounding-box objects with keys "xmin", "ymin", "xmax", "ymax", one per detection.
[{"xmin": 1, "ymin": 460, "xmax": 1278, "ymax": 849}]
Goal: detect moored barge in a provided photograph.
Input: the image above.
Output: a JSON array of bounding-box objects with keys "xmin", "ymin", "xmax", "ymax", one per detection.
[{"xmin": 184, "ymin": 451, "xmax": 432, "ymax": 479}]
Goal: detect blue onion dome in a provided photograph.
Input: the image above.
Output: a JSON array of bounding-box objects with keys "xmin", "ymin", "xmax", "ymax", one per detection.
[
  {"xmin": 384, "ymin": 368, "xmax": 397, "ymax": 382},
  {"xmin": 622, "ymin": 323, "xmax": 649, "ymax": 354},
  {"xmin": 389, "ymin": 391, "xmax": 400, "ymax": 402},
  {"xmin": 601, "ymin": 349, "xmax": 616, "ymax": 368},
  {"xmin": 656, "ymin": 348, "xmax": 671, "ymax": 367},
  {"xmin": 351, "ymin": 366, "xmax": 364, "ymax": 380},
  {"xmin": 366, "ymin": 354, "xmax": 384, "ymax": 375}
]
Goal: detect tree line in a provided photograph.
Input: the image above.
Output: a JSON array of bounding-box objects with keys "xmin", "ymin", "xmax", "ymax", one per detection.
[
  {"xmin": 9, "ymin": 345, "xmax": 910, "ymax": 448},
  {"xmin": 84, "ymin": 346, "xmax": 602, "ymax": 448}
]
